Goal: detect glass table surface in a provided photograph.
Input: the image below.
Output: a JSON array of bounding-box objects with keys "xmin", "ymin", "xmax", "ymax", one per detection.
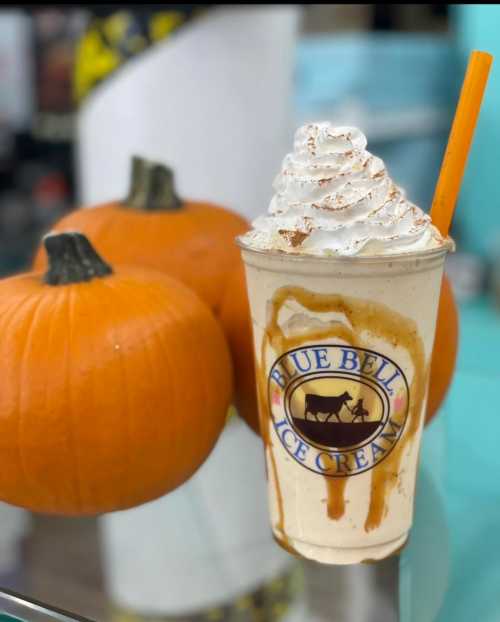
[{"xmin": 0, "ymin": 588, "xmax": 92, "ymax": 622}]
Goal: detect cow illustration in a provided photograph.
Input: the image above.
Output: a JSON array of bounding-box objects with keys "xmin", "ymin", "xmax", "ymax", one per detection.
[{"xmin": 304, "ymin": 391, "xmax": 353, "ymax": 423}]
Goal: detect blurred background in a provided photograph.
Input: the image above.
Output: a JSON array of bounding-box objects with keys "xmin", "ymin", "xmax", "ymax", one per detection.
[{"xmin": 0, "ymin": 4, "xmax": 499, "ymax": 622}]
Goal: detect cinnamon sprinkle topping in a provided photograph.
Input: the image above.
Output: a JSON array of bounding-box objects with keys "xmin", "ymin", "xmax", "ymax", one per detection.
[{"xmin": 278, "ymin": 229, "xmax": 309, "ymax": 247}]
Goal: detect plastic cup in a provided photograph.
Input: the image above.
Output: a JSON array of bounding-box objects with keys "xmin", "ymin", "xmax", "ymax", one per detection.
[{"xmin": 238, "ymin": 240, "xmax": 452, "ymax": 565}]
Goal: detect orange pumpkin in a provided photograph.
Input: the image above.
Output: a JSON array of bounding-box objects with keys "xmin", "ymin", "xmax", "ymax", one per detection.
[
  {"xmin": 219, "ymin": 261, "xmax": 259, "ymax": 434},
  {"xmin": 0, "ymin": 232, "xmax": 232, "ymax": 515},
  {"xmin": 425, "ymin": 274, "xmax": 459, "ymax": 424},
  {"xmin": 33, "ymin": 157, "xmax": 249, "ymax": 312},
  {"xmin": 221, "ymin": 264, "xmax": 458, "ymax": 434}
]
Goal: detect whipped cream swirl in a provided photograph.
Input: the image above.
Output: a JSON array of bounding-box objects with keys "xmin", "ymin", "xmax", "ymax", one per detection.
[{"xmin": 241, "ymin": 123, "xmax": 444, "ymax": 256}]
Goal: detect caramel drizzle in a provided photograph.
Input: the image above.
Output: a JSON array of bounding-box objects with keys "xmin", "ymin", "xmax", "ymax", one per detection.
[
  {"xmin": 260, "ymin": 285, "xmax": 426, "ymax": 534},
  {"xmin": 255, "ymin": 356, "xmax": 287, "ymax": 539},
  {"xmin": 326, "ymin": 478, "xmax": 348, "ymax": 520}
]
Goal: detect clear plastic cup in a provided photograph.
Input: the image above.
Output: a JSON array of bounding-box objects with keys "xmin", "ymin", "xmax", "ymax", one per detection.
[{"xmin": 238, "ymin": 240, "xmax": 453, "ymax": 565}]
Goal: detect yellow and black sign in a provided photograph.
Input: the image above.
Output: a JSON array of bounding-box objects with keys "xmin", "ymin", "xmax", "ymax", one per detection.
[{"xmin": 74, "ymin": 6, "xmax": 210, "ymax": 104}]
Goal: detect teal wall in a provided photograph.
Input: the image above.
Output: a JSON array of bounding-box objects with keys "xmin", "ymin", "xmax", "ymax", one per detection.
[{"xmin": 453, "ymin": 5, "xmax": 500, "ymax": 257}]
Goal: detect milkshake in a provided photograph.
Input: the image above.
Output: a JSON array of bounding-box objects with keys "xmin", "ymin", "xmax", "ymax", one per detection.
[{"xmin": 238, "ymin": 123, "xmax": 453, "ymax": 565}]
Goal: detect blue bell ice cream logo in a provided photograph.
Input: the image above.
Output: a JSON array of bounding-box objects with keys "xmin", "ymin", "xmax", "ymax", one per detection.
[{"xmin": 268, "ymin": 345, "xmax": 409, "ymax": 477}]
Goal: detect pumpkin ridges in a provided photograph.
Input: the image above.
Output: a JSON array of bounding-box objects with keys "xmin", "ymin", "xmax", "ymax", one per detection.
[
  {"xmin": 83, "ymin": 277, "xmax": 136, "ymax": 510},
  {"xmin": 79, "ymin": 278, "xmax": 134, "ymax": 510},
  {"xmin": 3, "ymin": 282, "xmax": 60, "ymax": 509},
  {"xmin": 6, "ymin": 290, "xmax": 53, "ymax": 509},
  {"xmin": 121, "ymin": 270, "xmax": 209, "ymax": 504},
  {"xmin": 35, "ymin": 288, "xmax": 79, "ymax": 511},
  {"xmin": 98, "ymin": 269, "xmax": 232, "ymax": 500},
  {"xmin": 136, "ymin": 273, "xmax": 231, "ymax": 483},
  {"xmin": 156, "ymin": 292, "xmax": 196, "ymax": 477},
  {"xmin": 41, "ymin": 290, "xmax": 61, "ymax": 510},
  {"xmin": 155, "ymin": 300, "xmax": 198, "ymax": 483},
  {"xmin": 64, "ymin": 304, "xmax": 78, "ymax": 510},
  {"xmin": 0, "ymin": 290, "xmax": 49, "ymax": 507},
  {"xmin": 30, "ymin": 289, "xmax": 65, "ymax": 510},
  {"xmin": 18, "ymin": 295, "xmax": 48, "ymax": 508},
  {"xmin": 66, "ymin": 287, "xmax": 86, "ymax": 513},
  {"xmin": 79, "ymin": 282, "xmax": 98, "ymax": 508},
  {"xmin": 101, "ymin": 273, "xmax": 178, "ymax": 502},
  {"xmin": 29, "ymin": 296, "xmax": 61, "ymax": 508},
  {"xmin": 150, "ymin": 308, "xmax": 181, "ymax": 483},
  {"xmin": 162, "ymin": 285, "xmax": 228, "ymax": 489},
  {"xmin": 81, "ymin": 276, "xmax": 139, "ymax": 508},
  {"xmin": 113, "ymin": 301, "xmax": 139, "ymax": 509},
  {"xmin": 0, "ymin": 299, "xmax": 24, "ymax": 503}
]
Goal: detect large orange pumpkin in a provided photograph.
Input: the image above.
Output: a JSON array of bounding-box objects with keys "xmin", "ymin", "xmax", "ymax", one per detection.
[
  {"xmin": 33, "ymin": 157, "xmax": 249, "ymax": 312},
  {"xmin": 0, "ymin": 232, "xmax": 232, "ymax": 515},
  {"xmin": 220, "ymin": 265, "xmax": 458, "ymax": 434},
  {"xmin": 425, "ymin": 274, "xmax": 459, "ymax": 424}
]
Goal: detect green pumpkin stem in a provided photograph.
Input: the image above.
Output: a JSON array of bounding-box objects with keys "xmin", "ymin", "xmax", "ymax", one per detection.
[
  {"xmin": 44, "ymin": 232, "xmax": 113, "ymax": 286},
  {"xmin": 125, "ymin": 156, "xmax": 182, "ymax": 212}
]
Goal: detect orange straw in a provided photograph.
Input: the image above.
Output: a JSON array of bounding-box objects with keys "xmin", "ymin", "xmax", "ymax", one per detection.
[{"xmin": 430, "ymin": 50, "xmax": 493, "ymax": 237}]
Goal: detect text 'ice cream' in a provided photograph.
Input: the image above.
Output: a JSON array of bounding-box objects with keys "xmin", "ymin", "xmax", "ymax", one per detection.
[{"xmin": 241, "ymin": 122, "xmax": 445, "ymax": 256}]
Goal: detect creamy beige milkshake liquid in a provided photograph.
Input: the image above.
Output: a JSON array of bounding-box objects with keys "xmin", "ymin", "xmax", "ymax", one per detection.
[{"xmin": 241, "ymin": 247, "xmax": 447, "ymax": 564}]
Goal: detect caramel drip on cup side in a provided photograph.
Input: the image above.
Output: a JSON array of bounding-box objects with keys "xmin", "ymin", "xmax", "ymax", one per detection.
[
  {"xmin": 260, "ymin": 285, "xmax": 426, "ymax": 533},
  {"xmin": 326, "ymin": 478, "xmax": 348, "ymax": 520}
]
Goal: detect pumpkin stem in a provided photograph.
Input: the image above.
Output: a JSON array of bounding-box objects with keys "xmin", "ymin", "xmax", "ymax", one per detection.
[
  {"xmin": 125, "ymin": 156, "xmax": 182, "ymax": 211},
  {"xmin": 43, "ymin": 232, "xmax": 113, "ymax": 286}
]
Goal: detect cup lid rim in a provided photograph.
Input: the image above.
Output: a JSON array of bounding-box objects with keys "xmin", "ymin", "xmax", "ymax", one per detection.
[{"xmin": 236, "ymin": 236, "xmax": 455, "ymax": 264}]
